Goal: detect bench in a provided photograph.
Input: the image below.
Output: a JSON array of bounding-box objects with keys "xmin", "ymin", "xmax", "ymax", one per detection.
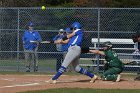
[
  {"xmin": 80, "ymin": 38, "xmax": 140, "ymax": 72},
  {"xmin": 91, "ymin": 38, "xmax": 135, "ymax": 50}
]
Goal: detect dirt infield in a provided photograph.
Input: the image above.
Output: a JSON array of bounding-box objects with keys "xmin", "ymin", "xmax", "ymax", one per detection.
[{"xmin": 0, "ymin": 74, "xmax": 139, "ymax": 93}]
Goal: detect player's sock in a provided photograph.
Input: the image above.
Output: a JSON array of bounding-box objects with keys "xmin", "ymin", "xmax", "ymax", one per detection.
[
  {"xmin": 52, "ymin": 66, "xmax": 66, "ymax": 80},
  {"xmin": 78, "ymin": 68, "xmax": 94, "ymax": 78}
]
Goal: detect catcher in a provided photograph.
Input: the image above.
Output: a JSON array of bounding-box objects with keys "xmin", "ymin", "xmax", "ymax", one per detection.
[{"xmin": 89, "ymin": 41, "xmax": 124, "ymax": 82}]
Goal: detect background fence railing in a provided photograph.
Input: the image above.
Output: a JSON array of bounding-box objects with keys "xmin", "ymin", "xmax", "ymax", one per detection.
[{"xmin": 0, "ymin": 7, "xmax": 139, "ymax": 73}]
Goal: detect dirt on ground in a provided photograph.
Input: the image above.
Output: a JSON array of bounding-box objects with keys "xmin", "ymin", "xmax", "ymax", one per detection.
[{"xmin": 0, "ymin": 74, "xmax": 139, "ymax": 93}]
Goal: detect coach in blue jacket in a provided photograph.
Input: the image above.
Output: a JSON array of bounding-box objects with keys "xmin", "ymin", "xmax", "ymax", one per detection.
[{"xmin": 22, "ymin": 22, "xmax": 42, "ymax": 72}]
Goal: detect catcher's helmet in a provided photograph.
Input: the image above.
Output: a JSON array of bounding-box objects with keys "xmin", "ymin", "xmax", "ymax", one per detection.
[
  {"xmin": 103, "ymin": 41, "xmax": 113, "ymax": 48},
  {"xmin": 71, "ymin": 22, "xmax": 81, "ymax": 30}
]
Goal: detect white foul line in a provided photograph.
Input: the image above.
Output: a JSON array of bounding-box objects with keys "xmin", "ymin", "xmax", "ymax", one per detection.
[
  {"xmin": 0, "ymin": 83, "xmax": 40, "ymax": 89},
  {"xmin": 0, "ymin": 78, "xmax": 15, "ymax": 81}
]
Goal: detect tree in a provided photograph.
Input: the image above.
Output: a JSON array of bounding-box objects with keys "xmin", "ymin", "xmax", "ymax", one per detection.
[
  {"xmin": 1, "ymin": 0, "xmax": 140, "ymax": 8},
  {"xmin": 0, "ymin": 0, "xmax": 31, "ymax": 7}
]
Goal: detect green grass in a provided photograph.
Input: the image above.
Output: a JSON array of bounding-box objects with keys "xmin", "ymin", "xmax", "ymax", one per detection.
[
  {"xmin": 0, "ymin": 59, "xmax": 90, "ymax": 68},
  {"xmin": 18, "ymin": 88, "xmax": 140, "ymax": 93},
  {"xmin": 0, "ymin": 59, "xmax": 93, "ymax": 73},
  {"xmin": 0, "ymin": 59, "xmax": 57, "ymax": 71},
  {"xmin": 0, "ymin": 59, "xmax": 56, "ymax": 66},
  {"xmin": 0, "ymin": 59, "xmax": 138, "ymax": 77},
  {"xmin": 0, "ymin": 59, "xmax": 92, "ymax": 66}
]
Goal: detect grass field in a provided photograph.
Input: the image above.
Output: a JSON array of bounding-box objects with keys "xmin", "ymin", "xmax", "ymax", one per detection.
[
  {"xmin": 18, "ymin": 88, "xmax": 140, "ymax": 93},
  {"xmin": 0, "ymin": 58, "xmax": 139, "ymax": 74},
  {"xmin": 0, "ymin": 59, "xmax": 56, "ymax": 66},
  {"xmin": 0, "ymin": 58, "xmax": 94, "ymax": 72}
]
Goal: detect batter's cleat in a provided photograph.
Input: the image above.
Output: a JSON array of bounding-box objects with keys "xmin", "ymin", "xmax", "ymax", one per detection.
[
  {"xmin": 116, "ymin": 74, "xmax": 121, "ymax": 82},
  {"xmin": 90, "ymin": 75, "xmax": 98, "ymax": 83},
  {"xmin": 45, "ymin": 79, "xmax": 57, "ymax": 84}
]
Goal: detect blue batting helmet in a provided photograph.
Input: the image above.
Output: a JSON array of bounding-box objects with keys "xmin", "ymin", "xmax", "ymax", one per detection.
[
  {"xmin": 71, "ymin": 22, "xmax": 82, "ymax": 29},
  {"xmin": 65, "ymin": 27, "xmax": 72, "ymax": 33}
]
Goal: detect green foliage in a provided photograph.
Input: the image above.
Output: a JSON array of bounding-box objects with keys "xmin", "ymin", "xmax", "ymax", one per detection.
[
  {"xmin": 60, "ymin": 2, "xmax": 75, "ymax": 7},
  {"xmin": 2, "ymin": 0, "xmax": 140, "ymax": 7},
  {"xmin": 103, "ymin": 0, "xmax": 140, "ymax": 7}
]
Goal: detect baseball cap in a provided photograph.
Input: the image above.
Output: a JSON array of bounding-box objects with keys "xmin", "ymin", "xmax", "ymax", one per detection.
[
  {"xmin": 65, "ymin": 27, "xmax": 72, "ymax": 33},
  {"xmin": 28, "ymin": 22, "xmax": 34, "ymax": 27}
]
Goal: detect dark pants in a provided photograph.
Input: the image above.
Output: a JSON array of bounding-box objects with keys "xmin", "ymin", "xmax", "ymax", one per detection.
[{"xmin": 56, "ymin": 53, "xmax": 63, "ymax": 71}]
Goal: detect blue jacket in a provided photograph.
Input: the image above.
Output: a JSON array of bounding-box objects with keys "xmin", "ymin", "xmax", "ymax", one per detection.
[{"xmin": 22, "ymin": 30, "xmax": 42, "ymax": 50}]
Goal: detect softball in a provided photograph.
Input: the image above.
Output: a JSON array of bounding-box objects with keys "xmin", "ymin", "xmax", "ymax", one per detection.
[{"xmin": 41, "ymin": 6, "xmax": 46, "ymax": 10}]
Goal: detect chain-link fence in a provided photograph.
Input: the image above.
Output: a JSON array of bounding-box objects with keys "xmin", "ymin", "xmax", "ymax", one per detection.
[{"xmin": 0, "ymin": 7, "xmax": 139, "ymax": 73}]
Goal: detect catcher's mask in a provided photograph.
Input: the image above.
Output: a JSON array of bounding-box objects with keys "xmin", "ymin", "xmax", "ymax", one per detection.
[{"xmin": 102, "ymin": 41, "xmax": 113, "ymax": 50}]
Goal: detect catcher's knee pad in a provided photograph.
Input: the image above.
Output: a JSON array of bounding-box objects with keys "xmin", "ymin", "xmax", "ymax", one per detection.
[{"xmin": 101, "ymin": 75, "xmax": 106, "ymax": 81}]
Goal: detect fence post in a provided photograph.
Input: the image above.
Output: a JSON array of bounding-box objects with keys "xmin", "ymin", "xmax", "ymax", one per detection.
[
  {"xmin": 96, "ymin": 8, "xmax": 101, "ymax": 73},
  {"xmin": 16, "ymin": 8, "xmax": 20, "ymax": 72}
]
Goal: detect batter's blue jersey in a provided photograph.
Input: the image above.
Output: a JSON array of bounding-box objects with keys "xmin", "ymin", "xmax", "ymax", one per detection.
[
  {"xmin": 22, "ymin": 30, "xmax": 42, "ymax": 50},
  {"xmin": 68, "ymin": 29, "xmax": 83, "ymax": 47}
]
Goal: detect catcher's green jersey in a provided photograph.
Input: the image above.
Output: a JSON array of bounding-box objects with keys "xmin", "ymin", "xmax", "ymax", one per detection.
[{"xmin": 103, "ymin": 49, "xmax": 124, "ymax": 68}]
